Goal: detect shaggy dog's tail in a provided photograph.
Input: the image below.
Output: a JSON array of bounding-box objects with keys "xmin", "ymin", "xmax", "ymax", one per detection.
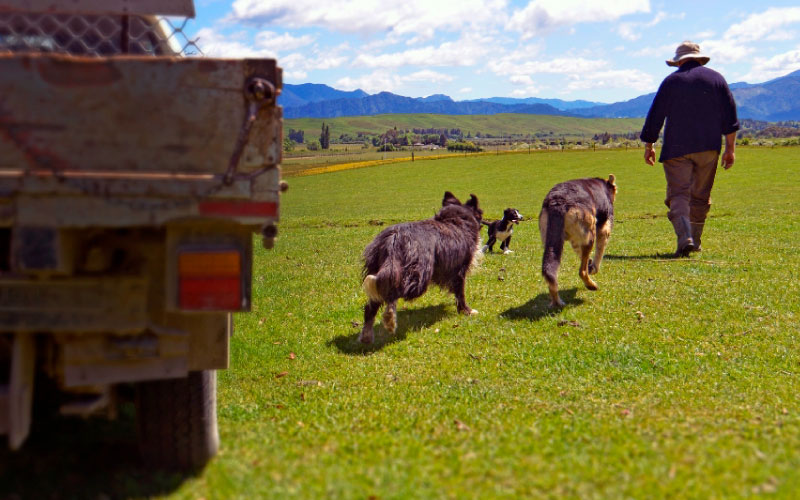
[
  {"xmin": 362, "ymin": 232, "xmax": 407, "ymax": 303},
  {"xmin": 362, "ymin": 275, "xmax": 382, "ymax": 303}
]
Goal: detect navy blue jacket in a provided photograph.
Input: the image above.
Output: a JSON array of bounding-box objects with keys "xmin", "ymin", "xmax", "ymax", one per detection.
[{"xmin": 640, "ymin": 61, "xmax": 740, "ymax": 162}]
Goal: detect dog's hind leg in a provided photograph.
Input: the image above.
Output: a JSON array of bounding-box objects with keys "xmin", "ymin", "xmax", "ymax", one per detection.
[
  {"xmin": 578, "ymin": 243, "xmax": 598, "ymax": 291},
  {"xmin": 382, "ymin": 300, "xmax": 397, "ymax": 334},
  {"xmin": 452, "ymin": 274, "xmax": 478, "ymax": 315},
  {"xmin": 359, "ymin": 301, "xmax": 381, "ymax": 344},
  {"xmin": 589, "ymin": 219, "xmax": 612, "ymax": 275}
]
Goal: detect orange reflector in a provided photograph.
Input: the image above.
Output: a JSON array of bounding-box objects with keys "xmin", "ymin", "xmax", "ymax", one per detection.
[
  {"xmin": 178, "ymin": 250, "xmax": 243, "ymax": 310},
  {"xmin": 179, "ymin": 250, "xmax": 240, "ymax": 277}
]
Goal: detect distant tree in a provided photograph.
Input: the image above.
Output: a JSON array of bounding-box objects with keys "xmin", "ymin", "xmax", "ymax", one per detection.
[
  {"xmin": 288, "ymin": 128, "xmax": 304, "ymax": 143},
  {"xmin": 439, "ymin": 133, "xmax": 447, "ymax": 147},
  {"xmin": 283, "ymin": 137, "xmax": 295, "ymax": 152},
  {"xmin": 306, "ymin": 139, "xmax": 321, "ymax": 151},
  {"xmin": 320, "ymin": 122, "xmax": 331, "ymax": 149}
]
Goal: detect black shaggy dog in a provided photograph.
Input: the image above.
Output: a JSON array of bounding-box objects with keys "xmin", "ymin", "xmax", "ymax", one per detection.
[
  {"xmin": 359, "ymin": 191, "xmax": 484, "ymax": 344},
  {"xmin": 539, "ymin": 175, "xmax": 616, "ymax": 308},
  {"xmin": 482, "ymin": 208, "xmax": 524, "ymax": 254}
]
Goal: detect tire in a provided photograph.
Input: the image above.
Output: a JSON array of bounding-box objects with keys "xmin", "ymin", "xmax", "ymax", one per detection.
[{"xmin": 135, "ymin": 370, "xmax": 219, "ymax": 471}]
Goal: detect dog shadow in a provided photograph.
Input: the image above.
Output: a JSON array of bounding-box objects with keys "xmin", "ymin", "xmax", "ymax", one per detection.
[
  {"xmin": 604, "ymin": 253, "xmax": 676, "ymax": 260},
  {"xmin": 329, "ymin": 304, "xmax": 449, "ymax": 355},
  {"xmin": 500, "ymin": 288, "xmax": 583, "ymax": 322}
]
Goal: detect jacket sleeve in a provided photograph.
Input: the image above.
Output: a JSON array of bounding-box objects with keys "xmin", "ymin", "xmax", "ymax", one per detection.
[
  {"xmin": 719, "ymin": 81, "xmax": 740, "ymax": 135},
  {"xmin": 640, "ymin": 81, "xmax": 668, "ymax": 143}
]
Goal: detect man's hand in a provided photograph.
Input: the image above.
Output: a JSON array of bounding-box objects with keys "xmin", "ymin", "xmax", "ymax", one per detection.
[
  {"xmin": 644, "ymin": 144, "xmax": 656, "ymax": 166},
  {"xmin": 722, "ymin": 132, "xmax": 736, "ymax": 170},
  {"xmin": 721, "ymin": 150, "xmax": 735, "ymax": 169}
]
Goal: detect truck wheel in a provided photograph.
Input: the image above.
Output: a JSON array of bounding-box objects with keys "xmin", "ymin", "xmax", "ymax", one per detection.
[{"xmin": 135, "ymin": 370, "xmax": 219, "ymax": 470}]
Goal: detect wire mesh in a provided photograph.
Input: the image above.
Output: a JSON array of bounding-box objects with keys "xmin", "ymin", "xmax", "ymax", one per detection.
[{"xmin": 0, "ymin": 12, "xmax": 202, "ymax": 56}]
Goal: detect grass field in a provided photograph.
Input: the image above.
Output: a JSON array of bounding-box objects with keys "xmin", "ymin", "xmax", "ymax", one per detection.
[
  {"xmin": 285, "ymin": 113, "xmax": 644, "ymax": 141},
  {"xmin": 3, "ymin": 147, "xmax": 799, "ymax": 499}
]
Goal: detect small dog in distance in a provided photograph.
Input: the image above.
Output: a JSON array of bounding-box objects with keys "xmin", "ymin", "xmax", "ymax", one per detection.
[
  {"xmin": 482, "ymin": 208, "xmax": 524, "ymax": 254},
  {"xmin": 539, "ymin": 175, "xmax": 616, "ymax": 307},
  {"xmin": 359, "ymin": 192, "xmax": 484, "ymax": 344}
]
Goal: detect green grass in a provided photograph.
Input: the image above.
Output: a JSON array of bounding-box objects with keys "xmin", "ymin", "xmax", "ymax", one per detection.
[
  {"xmin": 286, "ymin": 113, "xmax": 644, "ymax": 141},
  {"xmin": 3, "ymin": 147, "xmax": 799, "ymax": 499}
]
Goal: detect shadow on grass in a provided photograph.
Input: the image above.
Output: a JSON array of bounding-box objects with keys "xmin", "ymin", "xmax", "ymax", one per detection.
[
  {"xmin": 501, "ymin": 288, "xmax": 583, "ymax": 321},
  {"xmin": 329, "ymin": 304, "xmax": 449, "ymax": 355},
  {"xmin": 604, "ymin": 252, "xmax": 678, "ymax": 261},
  {"xmin": 0, "ymin": 403, "xmax": 194, "ymax": 499}
]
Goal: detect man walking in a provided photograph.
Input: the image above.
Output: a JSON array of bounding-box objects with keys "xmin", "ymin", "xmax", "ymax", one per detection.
[{"xmin": 640, "ymin": 41, "xmax": 739, "ymax": 257}]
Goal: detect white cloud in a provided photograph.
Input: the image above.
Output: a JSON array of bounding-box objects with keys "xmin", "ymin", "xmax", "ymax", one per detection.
[
  {"xmin": 564, "ymin": 69, "xmax": 654, "ymax": 92},
  {"xmin": 196, "ymin": 27, "xmax": 317, "ymax": 59},
  {"xmin": 616, "ymin": 11, "xmax": 668, "ymax": 41},
  {"xmin": 488, "ymin": 53, "xmax": 605, "ymax": 77},
  {"xmin": 694, "ymin": 7, "xmax": 800, "ymax": 65},
  {"xmin": 254, "ymin": 31, "xmax": 315, "ymax": 52},
  {"xmin": 510, "ymin": 85, "xmax": 542, "ymax": 97},
  {"xmin": 737, "ymin": 47, "xmax": 800, "ymax": 83},
  {"xmin": 335, "ymin": 69, "xmax": 454, "ymax": 94},
  {"xmin": 508, "ymin": 0, "xmax": 650, "ymax": 38},
  {"xmin": 229, "ymin": 0, "xmax": 508, "ymax": 36},
  {"xmin": 459, "ymin": 87, "xmax": 473, "ymax": 93},
  {"xmin": 353, "ymin": 35, "xmax": 494, "ymax": 69},
  {"xmin": 195, "ymin": 27, "xmax": 266, "ymax": 57},
  {"xmin": 724, "ymin": 7, "xmax": 800, "ymax": 43}
]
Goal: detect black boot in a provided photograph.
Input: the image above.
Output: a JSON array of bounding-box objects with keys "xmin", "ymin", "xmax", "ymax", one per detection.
[
  {"xmin": 672, "ymin": 216, "xmax": 695, "ymax": 257},
  {"xmin": 690, "ymin": 222, "xmax": 704, "ymax": 252}
]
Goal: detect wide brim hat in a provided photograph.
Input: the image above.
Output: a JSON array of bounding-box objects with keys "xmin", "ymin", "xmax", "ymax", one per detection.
[{"xmin": 666, "ymin": 41, "xmax": 710, "ymax": 67}]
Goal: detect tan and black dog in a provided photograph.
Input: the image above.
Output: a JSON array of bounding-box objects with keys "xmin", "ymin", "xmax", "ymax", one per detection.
[{"xmin": 539, "ymin": 175, "xmax": 617, "ymax": 307}]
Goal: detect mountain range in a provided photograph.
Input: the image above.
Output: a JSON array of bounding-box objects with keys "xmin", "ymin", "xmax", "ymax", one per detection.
[{"xmin": 280, "ymin": 70, "xmax": 800, "ymax": 121}]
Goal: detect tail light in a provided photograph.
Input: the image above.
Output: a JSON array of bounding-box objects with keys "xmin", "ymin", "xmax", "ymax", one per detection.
[{"xmin": 178, "ymin": 249, "xmax": 244, "ymax": 311}]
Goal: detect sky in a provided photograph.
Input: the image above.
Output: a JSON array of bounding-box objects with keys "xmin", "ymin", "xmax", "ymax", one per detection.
[{"xmin": 185, "ymin": 0, "xmax": 800, "ymax": 103}]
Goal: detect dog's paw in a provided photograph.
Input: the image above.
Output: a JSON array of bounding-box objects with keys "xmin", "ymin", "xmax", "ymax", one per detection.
[
  {"xmin": 503, "ymin": 250, "xmax": 514, "ymax": 255},
  {"xmin": 469, "ymin": 309, "xmax": 479, "ymax": 316},
  {"xmin": 549, "ymin": 299, "xmax": 565, "ymax": 308},
  {"xmin": 588, "ymin": 260, "xmax": 598, "ymax": 275},
  {"xmin": 358, "ymin": 331, "xmax": 374, "ymax": 344}
]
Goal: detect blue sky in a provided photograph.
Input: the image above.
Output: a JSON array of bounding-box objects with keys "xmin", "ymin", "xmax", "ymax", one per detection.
[{"xmin": 186, "ymin": 0, "xmax": 800, "ymax": 103}]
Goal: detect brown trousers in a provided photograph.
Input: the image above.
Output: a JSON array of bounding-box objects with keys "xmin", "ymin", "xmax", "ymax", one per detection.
[{"xmin": 662, "ymin": 150, "xmax": 719, "ymax": 225}]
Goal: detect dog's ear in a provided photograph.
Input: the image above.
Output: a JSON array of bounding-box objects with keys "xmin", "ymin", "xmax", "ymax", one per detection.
[
  {"xmin": 442, "ymin": 191, "xmax": 461, "ymax": 206},
  {"xmin": 607, "ymin": 174, "xmax": 616, "ymax": 187},
  {"xmin": 465, "ymin": 194, "xmax": 480, "ymax": 209}
]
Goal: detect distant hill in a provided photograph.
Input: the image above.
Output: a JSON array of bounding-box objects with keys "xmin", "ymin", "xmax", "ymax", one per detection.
[
  {"xmin": 280, "ymin": 83, "xmax": 369, "ymax": 108},
  {"xmin": 283, "ymin": 91, "xmax": 572, "ymax": 119},
  {"xmin": 572, "ymin": 70, "xmax": 800, "ymax": 120},
  {"xmin": 280, "ymin": 70, "xmax": 800, "ymax": 121},
  {"xmin": 570, "ymin": 93, "xmax": 656, "ymax": 119},
  {"xmin": 466, "ymin": 96, "xmax": 604, "ymax": 110},
  {"xmin": 733, "ymin": 69, "xmax": 800, "ymax": 121}
]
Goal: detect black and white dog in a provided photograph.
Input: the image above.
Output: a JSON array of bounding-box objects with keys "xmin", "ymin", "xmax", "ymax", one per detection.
[
  {"xmin": 482, "ymin": 208, "xmax": 524, "ymax": 254},
  {"xmin": 359, "ymin": 192, "xmax": 484, "ymax": 344}
]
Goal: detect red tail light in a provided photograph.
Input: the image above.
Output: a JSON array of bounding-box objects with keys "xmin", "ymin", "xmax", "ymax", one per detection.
[{"xmin": 178, "ymin": 250, "xmax": 243, "ymax": 311}]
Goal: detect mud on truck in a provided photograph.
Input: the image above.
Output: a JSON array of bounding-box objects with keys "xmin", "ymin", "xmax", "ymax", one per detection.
[{"xmin": 0, "ymin": 0, "xmax": 283, "ymax": 469}]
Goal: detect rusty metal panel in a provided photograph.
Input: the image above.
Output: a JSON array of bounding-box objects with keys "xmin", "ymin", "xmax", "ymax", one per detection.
[
  {"xmin": 60, "ymin": 332, "xmax": 188, "ymax": 387},
  {"xmin": 0, "ymin": 54, "xmax": 282, "ymax": 177},
  {"xmin": 0, "ymin": 0, "xmax": 195, "ymax": 17},
  {"xmin": 12, "ymin": 190, "xmax": 279, "ymax": 227},
  {"xmin": 0, "ymin": 277, "xmax": 148, "ymax": 331}
]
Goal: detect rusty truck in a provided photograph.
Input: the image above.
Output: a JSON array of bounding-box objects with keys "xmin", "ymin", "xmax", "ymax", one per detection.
[{"xmin": 0, "ymin": 0, "xmax": 283, "ymax": 469}]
